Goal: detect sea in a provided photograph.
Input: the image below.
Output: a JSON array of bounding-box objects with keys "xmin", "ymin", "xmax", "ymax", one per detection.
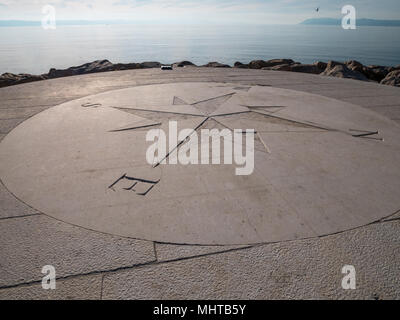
[{"xmin": 0, "ymin": 24, "xmax": 399, "ymax": 75}]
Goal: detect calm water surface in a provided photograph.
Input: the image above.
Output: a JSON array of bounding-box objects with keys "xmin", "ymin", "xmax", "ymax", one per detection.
[{"xmin": 0, "ymin": 24, "xmax": 399, "ymax": 74}]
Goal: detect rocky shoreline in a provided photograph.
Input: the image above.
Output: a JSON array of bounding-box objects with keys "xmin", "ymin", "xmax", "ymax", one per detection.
[{"xmin": 1, "ymin": 58, "xmax": 399, "ymax": 88}]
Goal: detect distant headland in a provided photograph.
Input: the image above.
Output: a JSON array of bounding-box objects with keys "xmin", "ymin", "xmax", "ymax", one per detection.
[{"xmin": 301, "ymin": 18, "xmax": 400, "ymax": 27}]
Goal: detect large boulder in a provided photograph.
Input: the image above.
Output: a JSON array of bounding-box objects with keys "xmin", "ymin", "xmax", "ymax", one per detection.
[
  {"xmin": 345, "ymin": 60, "xmax": 365, "ymax": 73},
  {"xmin": 112, "ymin": 62, "xmax": 143, "ymax": 70},
  {"xmin": 262, "ymin": 64, "xmax": 294, "ymax": 71},
  {"xmin": 363, "ymin": 65, "xmax": 393, "ymax": 82},
  {"xmin": 288, "ymin": 64, "xmax": 323, "ymax": 74},
  {"xmin": 343, "ymin": 61, "xmax": 394, "ymax": 82},
  {"xmin": 48, "ymin": 60, "xmax": 163, "ymax": 79},
  {"xmin": 325, "ymin": 60, "xmax": 346, "ymax": 70},
  {"xmin": 248, "ymin": 60, "xmax": 268, "ymax": 69},
  {"xmin": 313, "ymin": 61, "xmax": 328, "ymax": 71},
  {"xmin": 172, "ymin": 61, "xmax": 196, "ymax": 68},
  {"xmin": 321, "ymin": 64, "xmax": 369, "ymax": 81},
  {"xmin": 249, "ymin": 59, "xmax": 295, "ymax": 69},
  {"xmin": 234, "ymin": 61, "xmax": 249, "ymax": 68},
  {"xmin": 48, "ymin": 60, "xmax": 115, "ymax": 78},
  {"xmin": 267, "ymin": 58, "xmax": 295, "ymax": 66},
  {"xmin": 139, "ymin": 61, "xmax": 162, "ymax": 68},
  {"xmin": 262, "ymin": 63, "xmax": 323, "ymax": 74},
  {"xmin": 0, "ymin": 72, "xmax": 47, "ymax": 88},
  {"xmin": 201, "ymin": 62, "xmax": 231, "ymax": 68},
  {"xmin": 380, "ymin": 69, "xmax": 400, "ymax": 87}
]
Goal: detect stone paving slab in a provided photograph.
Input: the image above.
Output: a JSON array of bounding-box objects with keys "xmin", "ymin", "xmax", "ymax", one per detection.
[
  {"xmin": 155, "ymin": 244, "xmax": 252, "ymax": 262},
  {"xmin": 277, "ymin": 85, "xmax": 400, "ymax": 100},
  {"xmin": 367, "ymin": 106, "xmax": 400, "ymax": 120},
  {"xmin": 0, "ymin": 182, "xmax": 39, "ymax": 219},
  {"xmin": 0, "ymin": 69, "xmax": 343, "ymax": 105},
  {"xmin": 0, "ymin": 96, "xmax": 85, "ymax": 109},
  {"xmin": 0, "ymin": 68, "xmax": 399, "ymax": 299},
  {"xmin": 383, "ymin": 210, "xmax": 400, "ymax": 221},
  {"xmin": 0, "ymin": 215, "xmax": 155, "ymax": 287},
  {"xmin": 342, "ymin": 95, "xmax": 400, "ymax": 108},
  {"xmin": 1, "ymin": 68, "xmax": 397, "ymax": 110},
  {"xmin": 0, "ymin": 118, "xmax": 26, "ymax": 134},
  {"xmin": 0, "ymin": 106, "xmax": 49, "ymax": 120},
  {"xmin": 102, "ymin": 220, "xmax": 400, "ymax": 300},
  {"xmin": 0, "ymin": 274, "xmax": 102, "ymax": 300},
  {"xmin": 4, "ymin": 83, "xmax": 399, "ymax": 245}
]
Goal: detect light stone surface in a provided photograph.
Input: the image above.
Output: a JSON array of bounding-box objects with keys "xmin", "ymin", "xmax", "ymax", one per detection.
[
  {"xmin": 0, "ymin": 274, "xmax": 102, "ymax": 300},
  {"xmin": 0, "ymin": 215, "xmax": 155, "ymax": 287},
  {"xmin": 342, "ymin": 95, "xmax": 400, "ymax": 108},
  {"xmin": 1, "ymin": 82, "xmax": 399, "ymax": 245},
  {"xmin": 0, "ymin": 67, "xmax": 399, "ymax": 299},
  {"xmin": 155, "ymin": 243, "xmax": 251, "ymax": 262},
  {"xmin": 102, "ymin": 220, "xmax": 400, "ymax": 300},
  {"xmin": 0, "ymin": 106, "xmax": 49, "ymax": 120},
  {"xmin": 383, "ymin": 210, "xmax": 400, "ymax": 221},
  {"xmin": 0, "ymin": 181, "xmax": 39, "ymax": 219},
  {"xmin": 0, "ymin": 118, "xmax": 25, "ymax": 134},
  {"xmin": 367, "ymin": 106, "xmax": 400, "ymax": 120}
]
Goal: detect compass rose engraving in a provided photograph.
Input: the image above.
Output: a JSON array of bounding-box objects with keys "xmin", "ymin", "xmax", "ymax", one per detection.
[{"xmin": 0, "ymin": 82, "xmax": 397, "ymax": 245}]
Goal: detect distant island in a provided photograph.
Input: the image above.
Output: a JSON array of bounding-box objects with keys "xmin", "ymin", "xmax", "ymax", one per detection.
[{"xmin": 301, "ymin": 18, "xmax": 400, "ymax": 27}]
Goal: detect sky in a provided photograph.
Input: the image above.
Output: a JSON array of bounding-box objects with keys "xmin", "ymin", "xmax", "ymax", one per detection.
[{"xmin": 0, "ymin": 0, "xmax": 399, "ymax": 25}]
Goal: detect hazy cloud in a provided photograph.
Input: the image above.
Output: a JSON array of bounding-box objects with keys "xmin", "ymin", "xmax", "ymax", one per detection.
[{"xmin": 0, "ymin": 0, "xmax": 399, "ymax": 24}]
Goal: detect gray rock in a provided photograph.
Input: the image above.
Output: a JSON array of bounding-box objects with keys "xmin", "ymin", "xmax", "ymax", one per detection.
[
  {"xmin": 48, "ymin": 60, "xmax": 115, "ymax": 78},
  {"xmin": 234, "ymin": 61, "xmax": 250, "ymax": 68},
  {"xmin": 172, "ymin": 61, "xmax": 196, "ymax": 68},
  {"xmin": 263, "ymin": 63, "xmax": 323, "ymax": 74},
  {"xmin": 139, "ymin": 61, "xmax": 162, "ymax": 68},
  {"xmin": 48, "ymin": 60, "xmax": 162, "ymax": 79},
  {"xmin": 313, "ymin": 61, "xmax": 328, "ymax": 71},
  {"xmin": 321, "ymin": 64, "xmax": 369, "ymax": 81},
  {"xmin": 325, "ymin": 60, "xmax": 346, "ymax": 70},
  {"xmin": 363, "ymin": 65, "xmax": 393, "ymax": 82},
  {"xmin": 249, "ymin": 59, "xmax": 295, "ymax": 69},
  {"xmin": 2, "ymin": 58, "xmax": 397, "ymax": 89},
  {"xmin": 262, "ymin": 64, "xmax": 294, "ymax": 71},
  {"xmin": 267, "ymin": 58, "xmax": 295, "ymax": 66},
  {"xmin": 201, "ymin": 62, "xmax": 231, "ymax": 68},
  {"xmin": 345, "ymin": 60, "xmax": 365, "ymax": 73},
  {"xmin": 380, "ymin": 69, "xmax": 400, "ymax": 87},
  {"xmin": 248, "ymin": 60, "xmax": 269, "ymax": 69},
  {"xmin": 289, "ymin": 64, "xmax": 323, "ymax": 74},
  {"xmin": 343, "ymin": 61, "xmax": 394, "ymax": 82},
  {"xmin": 0, "ymin": 73, "xmax": 47, "ymax": 88},
  {"xmin": 112, "ymin": 62, "xmax": 143, "ymax": 70}
]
